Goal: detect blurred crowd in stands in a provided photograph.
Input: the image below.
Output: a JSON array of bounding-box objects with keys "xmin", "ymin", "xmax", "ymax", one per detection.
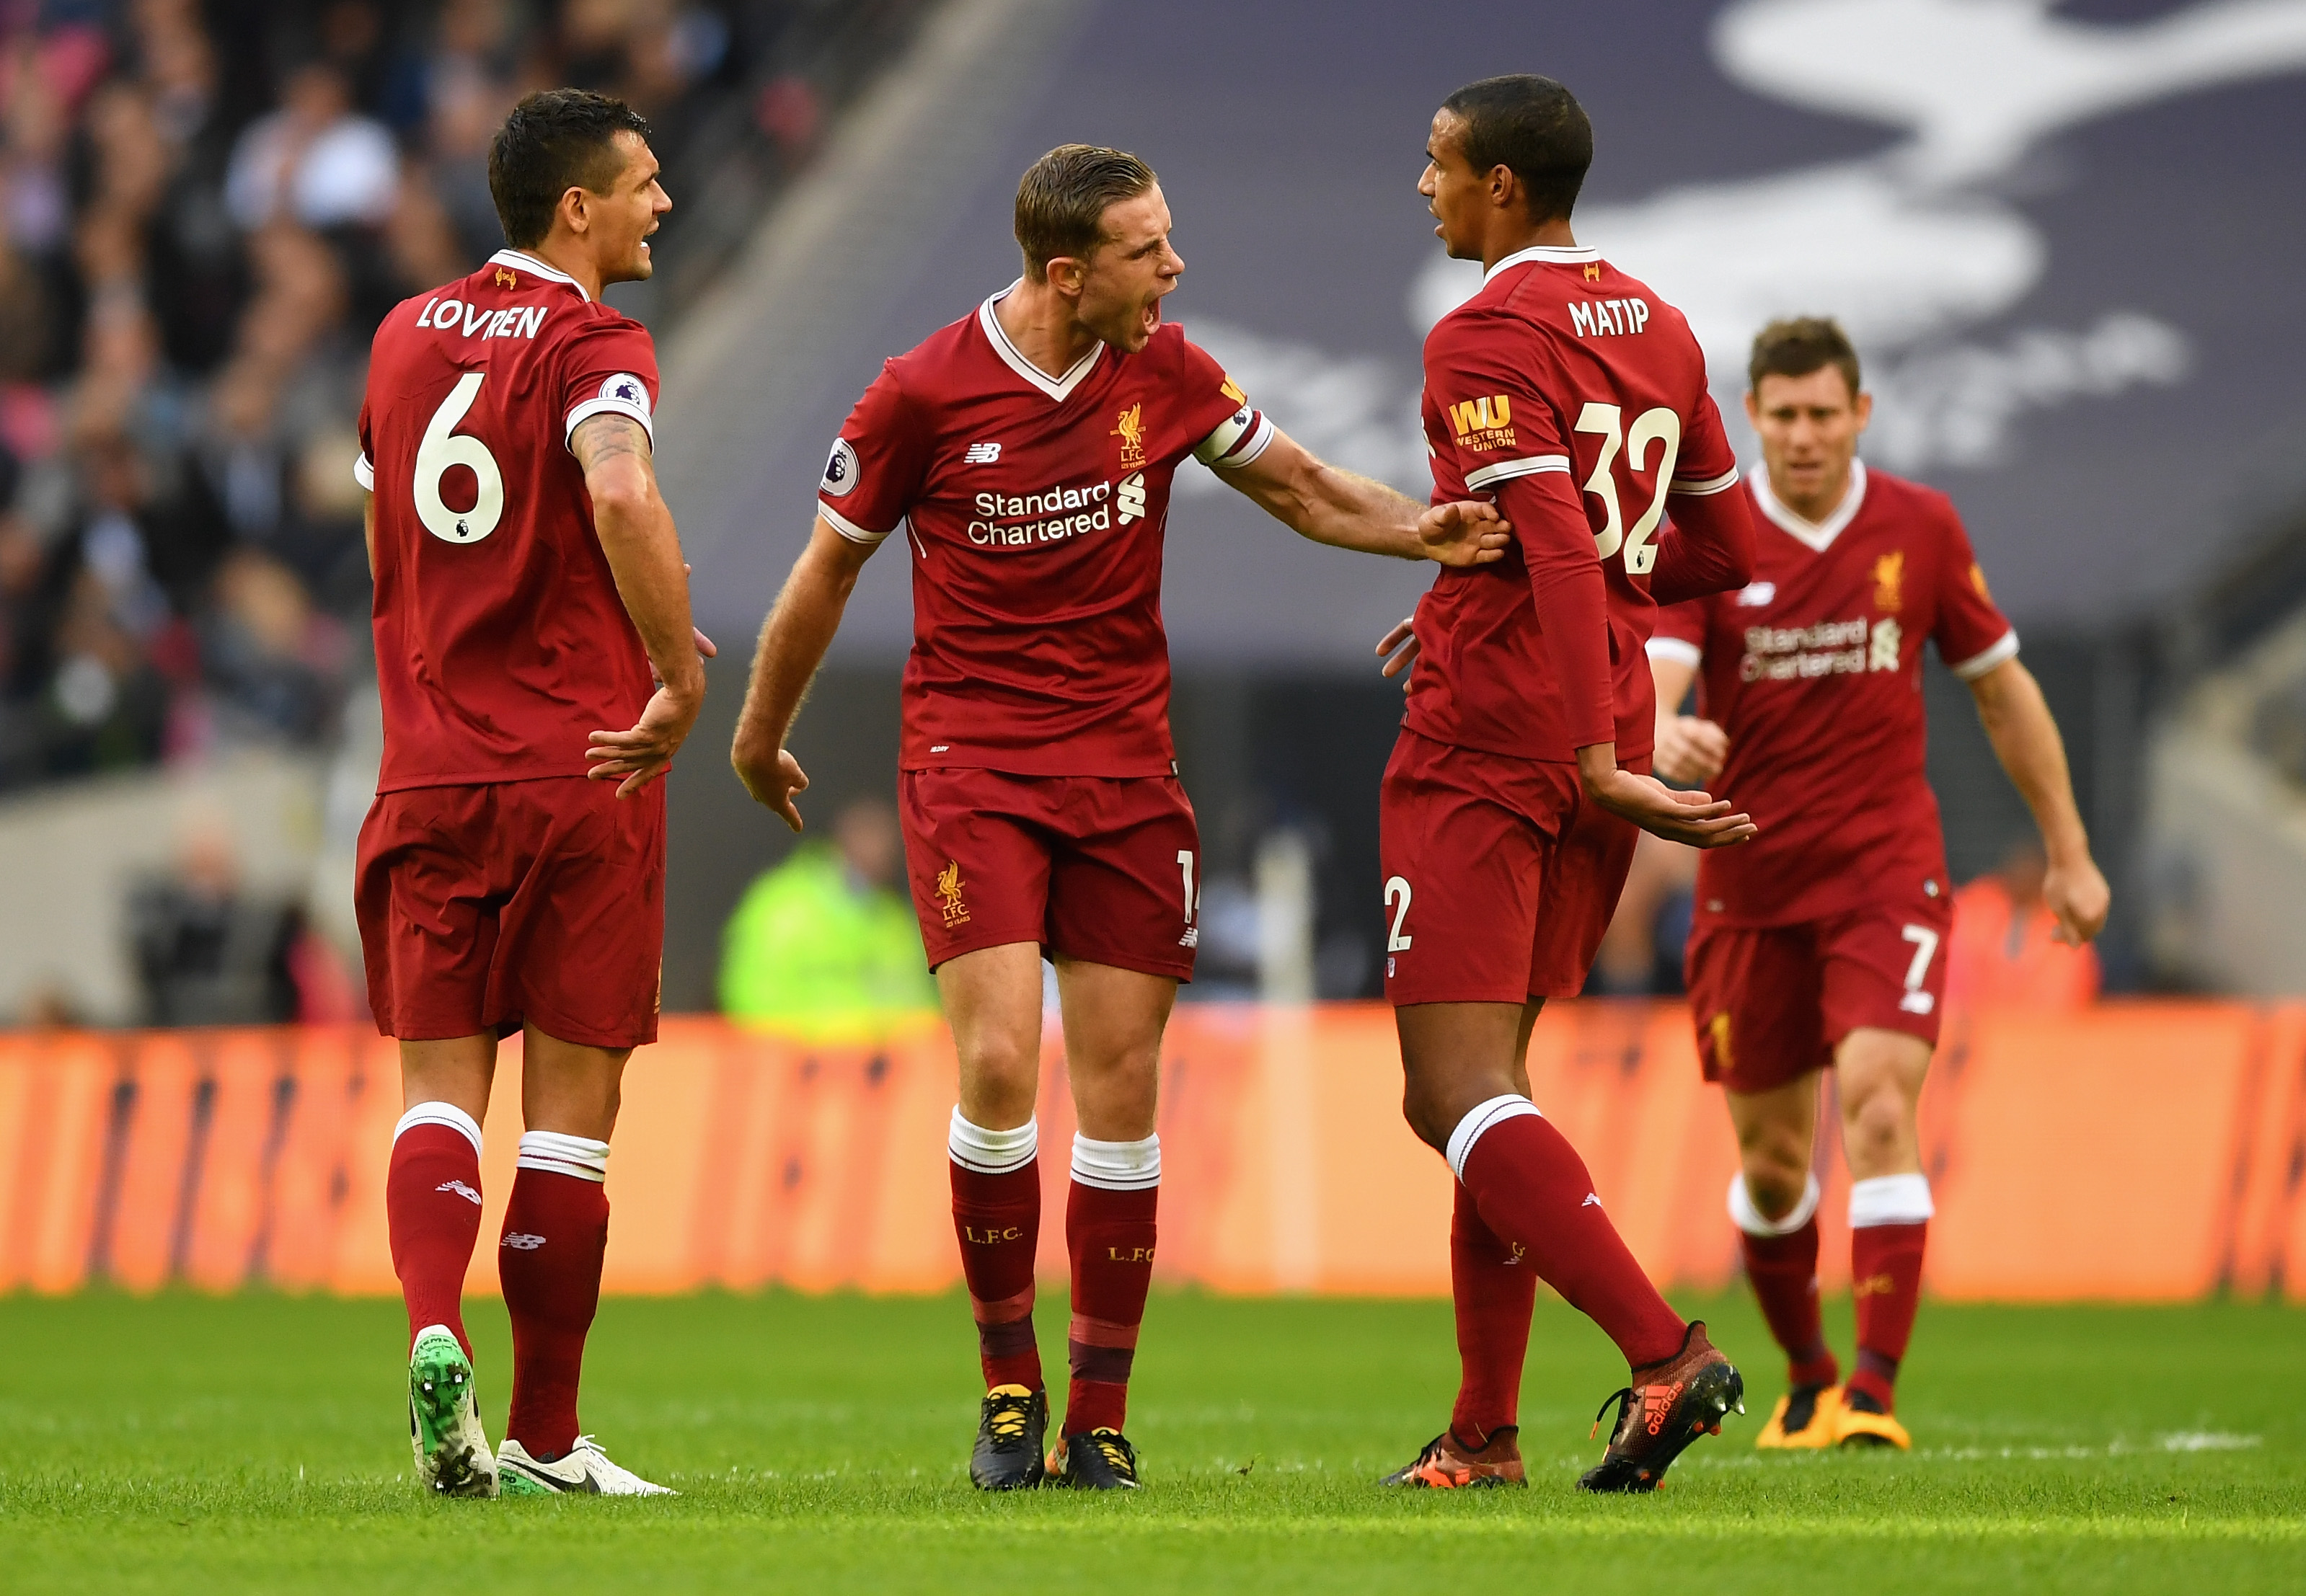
[{"xmin": 0, "ymin": 0, "xmax": 923, "ymax": 798}]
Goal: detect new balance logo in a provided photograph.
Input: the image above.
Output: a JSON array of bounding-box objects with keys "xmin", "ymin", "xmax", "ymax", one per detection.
[
  {"xmin": 1582, "ymin": 1192, "xmax": 1604, "ymax": 1208},
  {"xmin": 436, "ymin": 1179, "xmax": 482, "ymax": 1206},
  {"xmin": 964, "ymin": 441, "xmax": 1002, "ymax": 464},
  {"xmin": 502, "ymin": 1233, "xmax": 547, "ymax": 1251}
]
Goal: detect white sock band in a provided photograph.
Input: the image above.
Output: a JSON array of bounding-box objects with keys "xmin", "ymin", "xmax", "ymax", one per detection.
[
  {"xmin": 1728, "ymin": 1171, "xmax": 1821, "ymax": 1237},
  {"xmin": 948, "ymin": 1109, "xmax": 1038, "ymax": 1176},
  {"xmin": 517, "ymin": 1130, "xmax": 609, "ymax": 1183},
  {"xmin": 1071, "ymin": 1132, "xmax": 1161, "ymax": 1191},
  {"xmin": 1444, "ymin": 1094, "xmax": 1542, "ymax": 1184},
  {"xmin": 394, "ymin": 1101, "xmax": 482, "ymax": 1158},
  {"xmin": 1849, "ymin": 1173, "xmax": 1935, "ymax": 1228}
]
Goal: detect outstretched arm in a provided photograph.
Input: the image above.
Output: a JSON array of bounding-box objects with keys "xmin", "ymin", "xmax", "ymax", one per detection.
[
  {"xmin": 1216, "ymin": 429, "xmax": 1508, "ymax": 566},
  {"xmin": 729, "ymin": 515, "xmax": 878, "ymax": 831},
  {"xmin": 575, "ymin": 414, "xmax": 707, "ymax": 797},
  {"xmin": 1967, "ymin": 657, "xmax": 2109, "ymax": 944}
]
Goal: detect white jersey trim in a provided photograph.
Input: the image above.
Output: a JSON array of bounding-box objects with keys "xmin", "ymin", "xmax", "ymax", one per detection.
[
  {"xmin": 353, "ymin": 452, "xmax": 374, "ymax": 491},
  {"xmin": 1947, "ymin": 627, "xmax": 2020, "ymax": 681},
  {"xmin": 1465, "ymin": 453, "xmax": 1571, "ymax": 492},
  {"xmin": 1669, "ymin": 466, "xmax": 1742, "ymax": 496},
  {"xmin": 818, "ymin": 500, "xmax": 897, "ymax": 546},
  {"xmin": 978, "ymin": 282, "xmax": 1105, "ymax": 402},
  {"xmin": 488, "ymin": 247, "xmax": 590, "ymax": 301},
  {"xmin": 1482, "ymin": 244, "xmax": 1602, "ymax": 285},
  {"xmin": 1646, "ymin": 636, "xmax": 1703, "ymax": 669},
  {"xmin": 564, "ymin": 397, "xmax": 656, "ymax": 451},
  {"xmin": 1749, "ymin": 458, "xmax": 1868, "ymax": 553}
]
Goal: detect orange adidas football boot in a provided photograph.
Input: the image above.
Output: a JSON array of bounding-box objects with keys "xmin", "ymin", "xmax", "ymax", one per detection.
[
  {"xmin": 1755, "ymin": 1383, "xmax": 1844, "ymax": 1449},
  {"xmin": 1578, "ymin": 1321, "xmax": 1745, "ymax": 1492},
  {"xmin": 1833, "ymin": 1389, "xmax": 1912, "ymax": 1450},
  {"xmin": 1378, "ymin": 1427, "xmax": 1527, "ymax": 1489}
]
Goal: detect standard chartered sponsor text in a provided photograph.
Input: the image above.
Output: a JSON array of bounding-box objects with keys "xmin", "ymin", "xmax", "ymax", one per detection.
[
  {"xmin": 968, "ymin": 479, "xmax": 1115, "ymax": 547},
  {"xmin": 1740, "ymin": 616, "xmax": 1898, "ymax": 681}
]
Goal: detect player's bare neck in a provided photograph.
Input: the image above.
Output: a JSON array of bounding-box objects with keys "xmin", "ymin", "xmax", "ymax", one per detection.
[
  {"xmin": 995, "ymin": 278, "xmax": 1098, "ymax": 380},
  {"xmin": 526, "ymin": 233, "xmax": 606, "ymax": 302},
  {"xmin": 1480, "ymin": 214, "xmax": 1578, "ymax": 274}
]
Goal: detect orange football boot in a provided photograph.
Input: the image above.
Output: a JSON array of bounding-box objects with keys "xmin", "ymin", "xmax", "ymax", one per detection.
[
  {"xmin": 1833, "ymin": 1390, "xmax": 1912, "ymax": 1450},
  {"xmin": 1755, "ymin": 1383, "xmax": 1844, "ymax": 1449},
  {"xmin": 1378, "ymin": 1427, "xmax": 1527, "ymax": 1489}
]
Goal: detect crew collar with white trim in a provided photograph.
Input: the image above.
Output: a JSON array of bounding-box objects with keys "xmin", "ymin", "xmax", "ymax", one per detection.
[
  {"xmin": 1749, "ymin": 458, "xmax": 1869, "ymax": 553},
  {"xmin": 1482, "ymin": 244, "xmax": 1603, "ymax": 286},
  {"xmin": 488, "ymin": 248, "xmax": 591, "ymax": 301},
  {"xmin": 978, "ymin": 282, "xmax": 1105, "ymax": 402}
]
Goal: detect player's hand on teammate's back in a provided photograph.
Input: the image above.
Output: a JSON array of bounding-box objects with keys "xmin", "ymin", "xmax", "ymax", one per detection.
[
  {"xmin": 1576, "ymin": 745, "xmax": 1756, "ymax": 849},
  {"xmin": 732, "ymin": 742, "xmax": 810, "ymax": 832},
  {"xmin": 1377, "ymin": 616, "xmax": 1420, "ymax": 680},
  {"xmin": 2043, "ymin": 855, "xmax": 2111, "ymax": 946},
  {"xmin": 586, "ymin": 685, "xmax": 703, "ymax": 798},
  {"xmin": 1417, "ymin": 500, "xmax": 1511, "ymax": 567},
  {"xmin": 1653, "ymin": 714, "xmax": 1728, "ymax": 786}
]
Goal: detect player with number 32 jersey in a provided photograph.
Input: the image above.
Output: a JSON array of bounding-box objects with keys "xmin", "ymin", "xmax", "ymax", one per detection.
[{"xmin": 1374, "ymin": 76, "xmax": 1759, "ymax": 1500}]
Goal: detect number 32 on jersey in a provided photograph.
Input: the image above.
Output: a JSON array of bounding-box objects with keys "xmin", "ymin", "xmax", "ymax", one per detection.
[{"xmin": 1575, "ymin": 402, "xmax": 1679, "ymax": 575}]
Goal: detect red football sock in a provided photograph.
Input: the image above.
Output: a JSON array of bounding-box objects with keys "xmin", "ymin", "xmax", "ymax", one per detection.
[
  {"xmin": 950, "ymin": 1110, "xmax": 1046, "ymax": 1392},
  {"xmin": 1454, "ymin": 1101, "xmax": 1686, "ymax": 1370},
  {"xmin": 951, "ymin": 1160, "xmax": 1043, "ymax": 1391},
  {"xmin": 1448, "ymin": 1181, "xmax": 1537, "ymax": 1449},
  {"xmin": 1740, "ymin": 1218, "xmax": 1839, "ymax": 1389},
  {"xmin": 498, "ymin": 1135, "xmax": 611, "ymax": 1460},
  {"xmin": 1064, "ymin": 1134, "xmax": 1160, "ymax": 1436},
  {"xmin": 1849, "ymin": 1220, "xmax": 1927, "ymax": 1412},
  {"xmin": 386, "ymin": 1107, "xmax": 485, "ymax": 1357}
]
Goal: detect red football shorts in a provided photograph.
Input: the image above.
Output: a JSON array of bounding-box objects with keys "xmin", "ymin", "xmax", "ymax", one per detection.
[
  {"xmin": 1684, "ymin": 891, "xmax": 1954, "ymax": 1094},
  {"xmin": 898, "ymin": 768, "xmax": 1199, "ymax": 980},
  {"xmin": 355, "ymin": 777, "xmax": 665, "ymax": 1050},
  {"xmin": 1378, "ymin": 730, "xmax": 1640, "ymax": 1006}
]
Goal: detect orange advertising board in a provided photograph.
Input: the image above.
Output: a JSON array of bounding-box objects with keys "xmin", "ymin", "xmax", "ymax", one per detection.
[{"xmin": 0, "ymin": 1001, "xmax": 2298, "ymax": 1301}]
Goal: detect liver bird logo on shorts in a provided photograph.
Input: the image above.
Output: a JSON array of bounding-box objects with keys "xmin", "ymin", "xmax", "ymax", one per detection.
[
  {"xmin": 936, "ymin": 861, "xmax": 970, "ymax": 926},
  {"xmin": 1112, "ymin": 403, "xmax": 1147, "ymax": 470}
]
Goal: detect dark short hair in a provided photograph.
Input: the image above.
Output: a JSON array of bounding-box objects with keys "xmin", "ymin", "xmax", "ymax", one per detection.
[
  {"xmin": 1749, "ymin": 316, "xmax": 1863, "ymax": 399},
  {"xmin": 1014, "ymin": 144, "xmax": 1157, "ymax": 283},
  {"xmin": 1439, "ymin": 75, "xmax": 1592, "ymax": 225},
  {"xmin": 488, "ymin": 89, "xmax": 652, "ymax": 250}
]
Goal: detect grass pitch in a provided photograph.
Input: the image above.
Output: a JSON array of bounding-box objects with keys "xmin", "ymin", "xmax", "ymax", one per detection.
[{"xmin": 0, "ymin": 1289, "xmax": 2299, "ymax": 1592}]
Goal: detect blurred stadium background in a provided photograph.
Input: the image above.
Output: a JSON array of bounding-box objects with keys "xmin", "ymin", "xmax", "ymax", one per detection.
[{"xmin": 0, "ymin": 0, "xmax": 2304, "ymax": 1305}]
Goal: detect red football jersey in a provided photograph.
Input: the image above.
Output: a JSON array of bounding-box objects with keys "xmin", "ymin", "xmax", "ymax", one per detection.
[
  {"xmin": 1407, "ymin": 245, "xmax": 1741, "ymax": 766},
  {"xmin": 819, "ymin": 286, "xmax": 1266, "ymax": 776},
  {"xmin": 1650, "ymin": 461, "xmax": 2017, "ymax": 926},
  {"xmin": 358, "ymin": 248, "xmax": 660, "ymax": 792}
]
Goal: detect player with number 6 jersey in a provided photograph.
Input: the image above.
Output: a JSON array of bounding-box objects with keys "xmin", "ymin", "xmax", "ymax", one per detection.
[
  {"xmin": 1648, "ymin": 317, "xmax": 2108, "ymax": 1453},
  {"xmin": 1372, "ymin": 75, "xmax": 1762, "ymax": 1497},
  {"xmin": 356, "ymin": 90, "xmax": 705, "ymax": 1500}
]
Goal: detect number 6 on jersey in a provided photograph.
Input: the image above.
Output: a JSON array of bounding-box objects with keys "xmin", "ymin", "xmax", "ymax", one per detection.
[{"xmin": 415, "ymin": 371, "xmax": 506, "ymax": 544}]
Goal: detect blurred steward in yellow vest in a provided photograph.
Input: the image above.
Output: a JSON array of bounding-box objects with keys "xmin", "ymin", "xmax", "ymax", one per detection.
[{"xmin": 718, "ymin": 797, "xmax": 940, "ymax": 1041}]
